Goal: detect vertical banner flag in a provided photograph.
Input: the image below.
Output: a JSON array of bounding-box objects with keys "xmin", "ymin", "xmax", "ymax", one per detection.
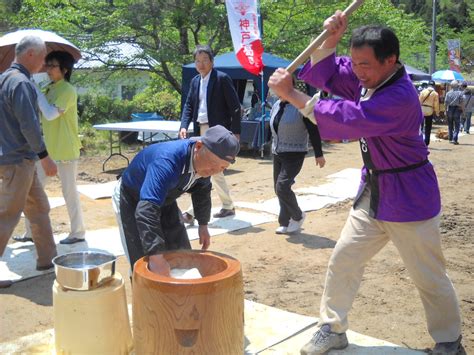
[
  {"xmin": 447, "ymin": 39, "xmax": 461, "ymax": 73},
  {"xmin": 225, "ymin": 0, "xmax": 264, "ymax": 75}
]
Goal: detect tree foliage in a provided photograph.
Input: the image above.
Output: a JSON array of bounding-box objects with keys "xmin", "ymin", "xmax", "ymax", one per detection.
[
  {"xmin": 261, "ymin": 0, "xmax": 429, "ymax": 68},
  {"xmin": 0, "ymin": 0, "xmax": 471, "ymax": 99},
  {"xmin": 2, "ymin": 0, "xmax": 234, "ymax": 94},
  {"xmin": 391, "ymin": 0, "xmax": 473, "ymax": 72}
]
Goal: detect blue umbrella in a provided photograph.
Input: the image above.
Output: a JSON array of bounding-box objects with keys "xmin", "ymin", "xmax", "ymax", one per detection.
[{"xmin": 431, "ymin": 69, "xmax": 464, "ymax": 83}]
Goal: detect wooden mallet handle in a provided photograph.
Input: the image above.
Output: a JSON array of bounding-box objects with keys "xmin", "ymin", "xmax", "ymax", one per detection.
[{"xmin": 286, "ymin": 0, "xmax": 365, "ymax": 73}]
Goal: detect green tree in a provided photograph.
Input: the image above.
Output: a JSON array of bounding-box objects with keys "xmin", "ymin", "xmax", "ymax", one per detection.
[
  {"xmin": 390, "ymin": 0, "xmax": 473, "ymax": 73},
  {"xmin": 0, "ymin": 0, "xmax": 21, "ymax": 32},
  {"xmin": 262, "ymin": 0, "xmax": 429, "ymax": 70},
  {"xmin": 6, "ymin": 0, "xmax": 233, "ymax": 94},
  {"xmin": 0, "ymin": 0, "xmax": 452, "ymax": 92}
]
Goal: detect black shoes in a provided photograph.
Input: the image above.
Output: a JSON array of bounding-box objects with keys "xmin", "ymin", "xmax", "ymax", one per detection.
[
  {"xmin": 213, "ymin": 208, "xmax": 235, "ymax": 218},
  {"xmin": 12, "ymin": 235, "xmax": 33, "ymax": 243},
  {"xmin": 36, "ymin": 263, "xmax": 54, "ymax": 271},
  {"xmin": 59, "ymin": 236, "xmax": 86, "ymax": 245},
  {"xmin": 0, "ymin": 280, "xmax": 13, "ymax": 288}
]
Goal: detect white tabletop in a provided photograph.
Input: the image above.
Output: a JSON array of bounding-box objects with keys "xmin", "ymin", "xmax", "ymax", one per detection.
[{"xmin": 93, "ymin": 120, "xmax": 193, "ymax": 133}]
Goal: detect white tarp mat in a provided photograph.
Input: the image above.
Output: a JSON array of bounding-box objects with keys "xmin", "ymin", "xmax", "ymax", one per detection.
[
  {"xmin": 21, "ymin": 197, "xmax": 65, "ymax": 217},
  {"xmin": 244, "ymin": 300, "xmax": 318, "ymax": 354},
  {"xmin": 77, "ymin": 180, "xmax": 118, "ymax": 200},
  {"xmin": 259, "ymin": 324, "xmax": 423, "ymax": 354},
  {"xmin": 0, "ymin": 228, "xmax": 124, "ymax": 282},
  {"xmin": 46, "ymin": 197, "xmax": 66, "ymax": 209},
  {"xmin": 295, "ymin": 181, "xmax": 359, "ymax": 199},
  {"xmin": 235, "ymin": 168, "xmax": 361, "ymax": 215},
  {"xmin": 235, "ymin": 195, "xmax": 342, "ymax": 216},
  {"xmin": 244, "ymin": 301, "xmax": 422, "ymax": 354},
  {"xmin": 1, "ymin": 209, "xmax": 275, "ymax": 283},
  {"xmin": 0, "ymin": 300, "xmax": 423, "ymax": 354},
  {"xmin": 326, "ymin": 167, "xmax": 361, "ymax": 181},
  {"xmin": 186, "ymin": 208, "xmax": 276, "ymax": 240}
]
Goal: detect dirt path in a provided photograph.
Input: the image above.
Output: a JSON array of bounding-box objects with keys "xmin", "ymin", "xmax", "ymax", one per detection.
[{"xmin": 1, "ymin": 127, "xmax": 472, "ymax": 353}]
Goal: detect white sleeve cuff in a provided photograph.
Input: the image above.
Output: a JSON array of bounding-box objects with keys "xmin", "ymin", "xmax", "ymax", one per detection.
[
  {"xmin": 298, "ymin": 93, "xmax": 320, "ymax": 125},
  {"xmin": 36, "ymin": 87, "xmax": 61, "ymax": 121}
]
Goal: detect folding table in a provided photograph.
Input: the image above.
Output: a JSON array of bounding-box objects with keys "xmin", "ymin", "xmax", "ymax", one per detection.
[{"xmin": 93, "ymin": 120, "xmax": 193, "ymax": 171}]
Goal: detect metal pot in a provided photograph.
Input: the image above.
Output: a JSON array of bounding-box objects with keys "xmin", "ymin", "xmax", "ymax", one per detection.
[{"xmin": 53, "ymin": 251, "xmax": 116, "ymax": 291}]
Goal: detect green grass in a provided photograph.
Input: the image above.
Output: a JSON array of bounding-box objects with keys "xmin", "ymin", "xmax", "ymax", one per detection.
[
  {"xmin": 79, "ymin": 123, "xmax": 110, "ymax": 156},
  {"xmin": 79, "ymin": 123, "xmax": 145, "ymax": 158}
]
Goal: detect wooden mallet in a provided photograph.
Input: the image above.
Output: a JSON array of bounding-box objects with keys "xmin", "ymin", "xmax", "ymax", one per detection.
[{"xmin": 286, "ymin": 0, "xmax": 365, "ymax": 73}]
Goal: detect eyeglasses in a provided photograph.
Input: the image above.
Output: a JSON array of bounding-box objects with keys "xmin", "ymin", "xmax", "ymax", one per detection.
[
  {"xmin": 195, "ymin": 59, "xmax": 211, "ymax": 65},
  {"xmin": 45, "ymin": 64, "xmax": 60, "ymax": 69}
]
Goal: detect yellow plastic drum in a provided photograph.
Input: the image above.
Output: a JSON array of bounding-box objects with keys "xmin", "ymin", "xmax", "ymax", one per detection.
[
  {"xmin": 53, "ymin": 273, "xmax": 133, "ymax": 354},
  {"xmin": 133, "ymin": 250, "xmax": 244, "ymax": 355}
]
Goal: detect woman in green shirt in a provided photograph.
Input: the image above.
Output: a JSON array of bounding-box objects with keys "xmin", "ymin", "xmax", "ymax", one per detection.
[{"xmin": 42, "ymin": 51, "xmax": 85, "ymax": 244}]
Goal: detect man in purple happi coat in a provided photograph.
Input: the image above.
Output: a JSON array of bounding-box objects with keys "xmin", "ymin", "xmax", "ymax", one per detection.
[{"xmin": 269, "ymin": 10, "xmax": 462, "ymax": 355}]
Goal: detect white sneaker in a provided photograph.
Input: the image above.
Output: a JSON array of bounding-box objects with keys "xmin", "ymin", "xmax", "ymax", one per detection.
[
  {"xmin": 287, "ymin": 212, "xmax": 306, "ymax": 233},
  {"xmin": 275, "ymin": 226, "xmax": 288, "ymax": 234},
  {"xmin": 300, "ymin": 324, "xmax": 348, "ymax": 355}
]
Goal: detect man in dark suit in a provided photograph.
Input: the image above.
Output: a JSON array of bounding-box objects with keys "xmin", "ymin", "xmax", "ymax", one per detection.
[{"xmin": 180, "ymin": 45, "xmax": 241, "ymax": 222}]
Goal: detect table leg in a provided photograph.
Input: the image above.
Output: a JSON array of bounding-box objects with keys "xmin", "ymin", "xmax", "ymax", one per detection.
[{"xmin": 102, "ymin": 131, "xmax": 130, "ymax": 172}]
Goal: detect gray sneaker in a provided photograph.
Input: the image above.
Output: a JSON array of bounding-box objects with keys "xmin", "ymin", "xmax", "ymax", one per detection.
[
  {"xmin": 300, "ymin": 324, "xmax": 348, "ymax": 355},
  {"xmin": 432, "ymin": 335, "xmax": 462, "ymax": 355}
]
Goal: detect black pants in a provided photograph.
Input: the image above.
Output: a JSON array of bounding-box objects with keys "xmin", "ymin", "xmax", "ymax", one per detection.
[
  {"xmin": 421, "ymin": 114, "xmax": 433, "ymax": 146},
  {"xmin": 119, "ymin": 184, "xmax": 190, "ymax": 270},
  {"xmin": 273, "ymin": 152, "xmax": 305, "ymax": 227}
]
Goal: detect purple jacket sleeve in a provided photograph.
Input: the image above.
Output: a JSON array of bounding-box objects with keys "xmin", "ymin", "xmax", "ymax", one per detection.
[
  {"xmin": 298, "ymin": 54, "xmax": 361, "ymax": 101},
  {"xmin": 298, "ymin": 55, "xmax": 421, "ymax": 141}
]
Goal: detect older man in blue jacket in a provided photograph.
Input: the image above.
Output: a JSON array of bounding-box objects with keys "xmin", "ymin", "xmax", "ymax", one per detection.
[
  {"xmin": 180, "ymin": 45, "xmax": 241, "ymax": 222},
  {"xmin": 116, "ymin": 125, "xmax": 239, "ymax": 275}
]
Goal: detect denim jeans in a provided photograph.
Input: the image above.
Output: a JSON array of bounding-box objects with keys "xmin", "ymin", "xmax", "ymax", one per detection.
[
  {"xmin": 447, "ymin": 107, "xmax": 461, "ymax": 142},
  {"xmin": 464, "ymin": 111, "xmax": 472, "ymax": 133}
]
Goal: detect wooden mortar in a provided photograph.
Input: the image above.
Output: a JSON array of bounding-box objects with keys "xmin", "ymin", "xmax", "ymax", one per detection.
[{"xmin": 132, "ymin": 250, "xmax": 244, "ymax": 354}]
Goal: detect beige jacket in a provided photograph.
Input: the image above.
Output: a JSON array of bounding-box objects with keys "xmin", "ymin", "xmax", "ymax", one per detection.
[{"xmin": 419, "ymin": 87, "xmax": 440, "ymax": 117}]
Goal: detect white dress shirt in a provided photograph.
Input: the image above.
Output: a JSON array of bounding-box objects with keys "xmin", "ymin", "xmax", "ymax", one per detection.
[{"xmin": 197, "ymin": 72, "xmax": 211, "ymax": 124}]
